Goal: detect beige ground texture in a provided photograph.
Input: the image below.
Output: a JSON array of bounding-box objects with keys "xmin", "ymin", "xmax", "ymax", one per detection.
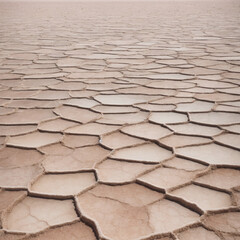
[{"xmin": 0, "ymin": 0, "xmax": 239, "ymax": 239}]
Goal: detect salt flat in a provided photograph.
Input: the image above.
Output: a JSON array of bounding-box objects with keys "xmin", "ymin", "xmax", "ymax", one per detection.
[{"xmin": 0, "ymin": 0, "xmax": 240, "ymax": 239}]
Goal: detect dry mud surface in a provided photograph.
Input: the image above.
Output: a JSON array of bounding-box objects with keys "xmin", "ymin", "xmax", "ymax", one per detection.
[{"xmin": 0, "ymin": 0, "xmax": 240, "ymax": 239}]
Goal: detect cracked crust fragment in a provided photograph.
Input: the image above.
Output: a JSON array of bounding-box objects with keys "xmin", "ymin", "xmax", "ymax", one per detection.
[{"xmin": 0, "ymin": 0, "xmax": 239, "ymax": 239}]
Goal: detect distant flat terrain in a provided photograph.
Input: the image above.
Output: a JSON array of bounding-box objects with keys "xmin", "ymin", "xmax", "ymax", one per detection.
[{"xmin": 0, "ymin": 1, "xmax": 239, "ymax": 240}]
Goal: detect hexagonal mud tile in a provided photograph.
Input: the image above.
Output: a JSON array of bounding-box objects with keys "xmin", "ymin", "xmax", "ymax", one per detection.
[
  {"xmin": 49, "ymin": 82, "xmax": 86, "ymax": 91},
  {"xmin": 0, "ymin": 90, "xmax": 38, "ymax": 99},
  {"xmin": 56, "ymin": 58, "xmax": 84, "ymax": 67},
  {"xmin": 0, "ymin": 125, "xmax": 37, "ymax": 136},
  {"xmin": 191, "ymin": 79, "xmax": 235, "ymax": 89},
  {"xmin": 218, "ymin": 100, "xmax": 240, "ymax": 108},
  {"xmin": 84, "ymin": 183, "xmax": 164, "ymax": 207},
  {"xmin": 19, "ymin": 79, "xmax": 60, "ymax": 90},
  {"xmin": 170, "ymin": 184, "xmax": 232, "ymax": 211},
  {"xmin": 215, "ymin": 104, "xmax": 240, "ymax": 113},
  {"xmin": 54, "ymin": 106, "xmax": 100, "ymax": 123},
  {"xmin": 136, "ymin": 103, "xmax": 176, "ymax": 112},
  {"xmin": 20, "ymin": 222, "xmax": 96, "ymax": 240},
  {"xmin": 93, "ymin": 105, "xmax": 138, "ymax": 114},
  {"xmin": 121, "ymin": 122, "xmax": 172, "ymax": 140},
  {"xmin": 117, "ymin": 86, "xmax": 174, "ymax": 96},
  {"xmin": 195, "ymin": 168, "xmax": 240, "ymax": 190},
  {"xmin": 203, "ymin": 211, "xmax": 240, "ymax": 233},
  {"xmin": 219, "ymin": 87, "xmax": 240, "ymax": 95},
  {"xmin": 3, "ymin": 197, "xmax": 78, "ymax": 233},
  {"xmin": 148, "ymin": 199, "xmax": 199, "ymax": 233},
  {"xmin": 23, "ymin": 73, "xmax": 67, "ymax": 79},
  {"xmin": 0, "ymin": 147, "xmax": 43, "ymax": 168},
  {"xmin": 6, "ymin": 99, "xmax": 60, "ymax": 109},
  {"xmin": 69, "ymin": 90, "xmax": 97, "ymax": 98},
  {"xmin": 111, "ymin": 143, "xmax": 172, "ymax": 163},
  {"xmin": 62, "ymin": 135, "xmax": 99, "ymax": 148},
  {"xmin": 177, "ymin": 226, "xmax": 221, "ymax": 240},
  {"xmin": 175, "ymin": 100, "xmax": 214, "ymax": 112},
  {"xmin": 176, "ymin": 143, "xmax": 240, "ymax": 166},
  {"xmin": 30, "ymin": 90, "xmax": 69, "ymax": 100},
  {"xmin": 43, "ymin": 145, "xmax": 110, "ymax": 172},
  {"xmin": 163, "ymin": 157, "xmax": 207, "ymax": 171},
  {"xmin": 0, "ymin": 165, "xmax": 43, "ymax": 188},
  {"xmin": 39, "ymin": 143, "xmax": 72, "ymax": 156},
  {"xmin": 61, "ymin": 98, "xmax": 99, "ymax": 109},
  {"xmin": 96, "ymin": 159, "xmax": 155, "ymax": 183},
  {"xmin": 160, "ymin": 134, "xmax": 212, "ymax": 148},
  {"xmin": 94, "ymin": 94, "xmax": 155, "ymax": 105},
  {"xmin": 195, "ymin": 92, "xmax": 239, "ymax": 102},
  {"xmin": 150, "ymin": 112, "xmax": 188, "ymax": 124},
  {"xmin": 147, "ymin": 80, "xmax": 195, "ymax": 89},
  {"xmin": 87, "ymin": 83, "xmax": 136, "ymax": 91},
  {"xmin": 214, "ymin": 133, "xmax": 240, "ymax": 149},
  {"xmin": 30, "ymin": 172, "xmax": 96, "ymax": 197},
  {"xmin": 190, "ymin": 112, "xmax": 240, "ymax": 125},
  {"xmin": 77, "ymin": 185, "xmax": 199, "ymax": 240},
  {"xmin": 0, "ymin": 109, "xmax": 56, "ymax": 125},
  {"xmin": 137, "ymin": 167, "xmax": 198, "ymax": 190},
  {"xmin": 101, "ymin": 131, "xmax": 145, "ymax": 149},
  {"xmin": 68, "ymin": 71, "xmax": 122, "ymax": 79},
  {"xmin": 168, "ymin": 123, "xmax": 222, "ymax": 137},
  {"xmin": 182, "ymin": 67, "xmax": 222, "ymax": 75},
  {"xmin": 146, "ymin": 73, "xmax": 194, "ymax": 81},
  {"xmin": 38, "ymin": 119, "xmax": 77, "ymax": 132},
  {"xmin": 183, "ymin": 87, "xmax": 214, "ymax": 94},
  {"xmin": 65, "ymin": 123, "xmax": 120, "ymax": 135},
  {"xmin": 152, "ymin": 97, "xmax": 194, "ymax": 105},
  {"xmin": 6, "ymin": 132, "xmax": 63, "ymax": 149},
  {"xmin": 0, "ymin": 190, "xmax": 27, "ymax": 216},
  {"xmin": 97, "ymin": 112, "xmax": 149, "ymax": 125},
  {"xmin": 222, "ymin": 124, "xmax": 240, "ymax": 134}
]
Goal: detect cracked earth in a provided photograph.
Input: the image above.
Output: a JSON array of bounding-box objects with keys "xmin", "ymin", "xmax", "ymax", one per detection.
[{"xmin": 0, "ymin": 0, "xmax": 240, "ymax": 239}]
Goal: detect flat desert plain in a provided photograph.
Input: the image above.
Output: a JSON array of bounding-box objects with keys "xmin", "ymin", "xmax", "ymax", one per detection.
[{"xmin": 0, "ymin": 0, "xmax": 240, "ymax": 239}]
